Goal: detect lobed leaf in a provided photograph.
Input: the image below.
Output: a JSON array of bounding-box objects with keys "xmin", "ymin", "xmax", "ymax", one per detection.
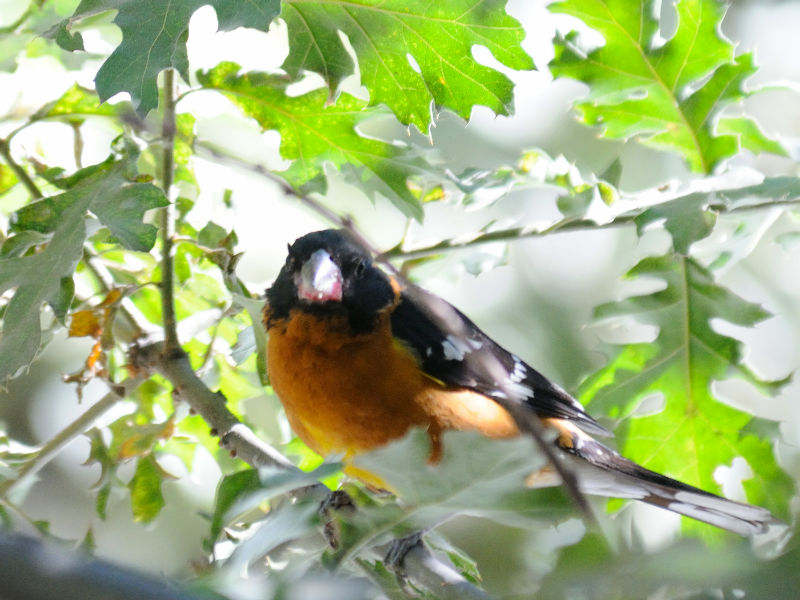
[
  {"xmin": 581, "ymin": 255, "xmax": 793, "ymax": 526},
  {"xmin": 50, "ymin": 0, "xmax": 281, "ymax": 115},
  {"xmin": 198, "ymin": 62, "xmax": 424, "ymax": 219},
  {"xmin": 633, "ymin": 176, "xmax": 800, "ymax": 254},
  {"xmin": 282, "ymin": 0, "xmax": 535, "ymax": 132},
  {"xmin": 549, "ymin": 0, "xmax": 785, "ymax": 172},
  {"xmin": 0, "ymin": 152, "xmax": 166, "ymax": 383}
]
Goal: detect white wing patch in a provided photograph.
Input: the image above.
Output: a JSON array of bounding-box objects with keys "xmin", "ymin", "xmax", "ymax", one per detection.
[
  {"xmin": 500, "ymin": 355, "xmax": 534, "ymax": 399},
  {"xmin": 441, "ymin": 335, "xmax": 483, "ymax": 361},
  {"xmin": 510, "ymin": 355, "xmax": 527, "ymax": 382}
]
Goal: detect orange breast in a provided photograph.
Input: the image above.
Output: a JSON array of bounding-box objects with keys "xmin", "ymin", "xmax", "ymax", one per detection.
[{"xmin": 265, "ymin": 309, "xmax": 519, "ymax": 462}]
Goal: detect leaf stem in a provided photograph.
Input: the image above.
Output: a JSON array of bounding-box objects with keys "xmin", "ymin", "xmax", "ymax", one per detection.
[
  {"xmin": 159, "ymin": 69, "xmax": 180, "ymax": 353},
  {"xmin": 81, "ymin": 245, "xmax": 147, "ymax": 341},
  {"xmin": 0, "ymin": 137, "xmax": 43, "ymax": 199}
]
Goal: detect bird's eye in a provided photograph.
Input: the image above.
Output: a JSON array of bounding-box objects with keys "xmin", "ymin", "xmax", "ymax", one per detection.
[
  {"xmin": 353, "ymin": 259, "xmax": 366, "ymax": 277},
  {"xmin": 285, "ymin": 255, "xmax": 297, "ymax": 271}
]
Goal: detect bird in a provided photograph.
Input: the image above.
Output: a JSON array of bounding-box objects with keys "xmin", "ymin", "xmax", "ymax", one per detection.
[{"xmin": 262, "ymin": 228, "xmax": 777, "ymax": 536}]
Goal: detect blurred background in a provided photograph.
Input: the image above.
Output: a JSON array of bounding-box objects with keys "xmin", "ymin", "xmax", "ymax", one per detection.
[{"xmin": 1, "ymin": 0, "xmax": 799, "ymax": 593}]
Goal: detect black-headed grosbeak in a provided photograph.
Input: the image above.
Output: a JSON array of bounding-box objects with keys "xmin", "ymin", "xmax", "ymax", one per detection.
[{"xmin": 263, "ymin": 229, "xmax": 776, "ymax": 536}]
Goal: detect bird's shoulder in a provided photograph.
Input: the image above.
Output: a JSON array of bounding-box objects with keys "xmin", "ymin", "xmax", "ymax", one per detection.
[{"xmin": 389, "ymin": 283, "xmax": 610, "ymax": 437}]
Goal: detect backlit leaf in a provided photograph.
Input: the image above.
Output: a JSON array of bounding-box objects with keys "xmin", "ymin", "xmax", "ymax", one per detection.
[
  {"xmin": 581, "ymin": 255, "xmax": 793, "ymax": 528},
  {"xmin": 198, "ymin": 62, "xmax": 423, "ymax": 219},
  {"xmin": 549, "ymin": 0, "xmax": 785, "ymax": 172},
  {"xmin": 282, "ymin": 0, "xmax": 534, "ymax": 132},
  {"xmin": 128, "ymin": 455, "xmax": 172, "ymax": 522}
]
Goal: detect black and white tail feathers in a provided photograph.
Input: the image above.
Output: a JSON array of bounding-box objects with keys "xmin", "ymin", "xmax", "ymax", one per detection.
[{"xmin": 559, "ymin": 430, "xmax": 778, "ymax": 536}]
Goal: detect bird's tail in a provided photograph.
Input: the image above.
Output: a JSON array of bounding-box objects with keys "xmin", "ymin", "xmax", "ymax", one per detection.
[{"xmin": 566, "ymin": 436, "xmax": 778, "ymax": 536}]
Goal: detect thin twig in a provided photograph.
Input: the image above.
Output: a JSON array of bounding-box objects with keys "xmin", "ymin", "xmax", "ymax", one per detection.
[
  {"xmin": 0, "ymin": 386, "xmax": 129, "ymax": 497},
  {"xmin": 382, "ymin": 198, "xmax": 800, "ymax": 261},
  {"xmin": 382, "ymin": 218, "xmax": 629, "ymax": 261},
  {"xmin": 82, "ymin": 245, "xmax": 148, "ymax": 341},
  {"xmin": 0, "ymin": 138, "xmax": 43, "ymax": 199},
  {"xmin": 160, "ymin": 69, "xmax": 180, "ymax": 353}
]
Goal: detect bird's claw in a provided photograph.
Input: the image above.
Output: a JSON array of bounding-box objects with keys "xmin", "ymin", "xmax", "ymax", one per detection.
[
  {"xmin": 318, "ymin": 489, "xmax": 355, "ymax": 549},
  {"xmin": 384, "ymin": 531, "xmax": 423, "ymax": 573}
]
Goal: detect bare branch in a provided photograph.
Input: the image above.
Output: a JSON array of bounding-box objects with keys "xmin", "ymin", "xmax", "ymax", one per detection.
[
  {"xmin": 159, "ymin": 68, "xmax": 180, "ymax": 354},
  {"xmin": 131, "ymin": 342, "xmax": 295, "ymax": 471},
  {"xmin": 0, "ymin": 137, "xmax": 43, "ymax": 199}
]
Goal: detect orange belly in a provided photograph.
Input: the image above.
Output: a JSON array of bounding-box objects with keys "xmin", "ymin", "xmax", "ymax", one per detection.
[{"xmin": 266, "ymin": 309, "xmax": 519, "ymax": 463}]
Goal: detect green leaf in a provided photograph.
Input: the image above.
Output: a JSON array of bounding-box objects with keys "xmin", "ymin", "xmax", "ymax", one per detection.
[
  {"xmin": 549, "ymin": 0, "xmax": 784, "ymax": 172},
  {"xmin": 34, "ymin": 83, "xmax": 119, "ymax": 120},
  {"xmin": 581, "ymin": 255, "xmax": 793, "ymax": 527},
  {"xmin": 14, "ymin": 156, "xmax": 167, "ymax": 251},
  {"xmin": 632, "ymin": 176, "xmax": 800, "ymax": 254},
  {"xmin": 0, "ymin": 152, "xmax": 166, "ymax": 383},
  {"xmin": 717, "ymin": 116, "xmax": 788, "ymax": 158},
  {"xmin": 128, "ymin": 454, "xmax": 170, "ymax": 522},
  {"xmin": 207, "ymin": 469, "xmax": 261, "ymax": 549},
  {"xmin": 282, "ymin": 0, "xmax": 534, "ymax": 132},
  {"xmin": 353, "ymin": 430, "xmax": 571, "ymax": 527},
  {"xmin": 634, "ymin": 193, "xmax": 716, "ymax": 255},
  {"xmin": 52, "ymin": 0, "xmax": 281, "ymax": 114},
  {"xmin": 0, "ymin": 165, "xmax": 18, "ymax": 196},
  {"xmin": 84, "ymin": 428, "xmax": 116, "ymax": 520},
  {"xmin": 197, "ymin": 62, "xmax": 423, "ymax": 219}
]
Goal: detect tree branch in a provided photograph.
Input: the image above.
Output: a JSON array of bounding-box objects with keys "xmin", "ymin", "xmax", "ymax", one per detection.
[
  {"xmin": 0, "ymin": 533, "xmax": 219, "ymax": 600},
  {"xmin": 160, "ymin": 68, "xmax": 180, "ymax": 354},
  {"xmin": 0, "ymin": 137, "xmax": 43, "ymax": 199},
  {"xmin": 130, "ymin": 342, "xmax": 295, "ymax": 471}
]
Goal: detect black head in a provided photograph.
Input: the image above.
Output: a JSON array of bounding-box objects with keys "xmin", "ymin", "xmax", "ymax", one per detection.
[{"xmin": 265, "ymin": 229, "xmax": 396, "ymax": 333}]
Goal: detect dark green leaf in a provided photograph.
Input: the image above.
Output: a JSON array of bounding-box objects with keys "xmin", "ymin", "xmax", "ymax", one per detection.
[
  {"xmin": 52, "ymin": 0, "xmax": 281, "ymax": 114},
  {"xmin": 207, "ymin": 469, "xmax": 261, "ymax": 549},
  {"xmin": 282, "ymin": 0, "xmax": 534, "ymax": 132},
  {"xmin": 198, "ymin": 62, "xmax": 424, "ymax": 219},
  {"xmin": 0, "ymin": 231, "xmax": 50, "ymax": 258},
  {"xmin": 0, "ymin": 152, "xmax": 166, "ymax": 383},
  {"xmin": 84, "ymin": 428, "xmax": 117, "ymax": 520}
]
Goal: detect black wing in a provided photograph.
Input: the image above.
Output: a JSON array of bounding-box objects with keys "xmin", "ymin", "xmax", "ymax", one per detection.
[{"xmin": 390, "ymin": 283, "xmax": 610, "ymax": 437}]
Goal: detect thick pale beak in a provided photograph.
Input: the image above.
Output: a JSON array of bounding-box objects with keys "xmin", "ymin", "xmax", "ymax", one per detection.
[{"xmin": 295, "ymin": 249, "xmax": 343, "ymax": 303}]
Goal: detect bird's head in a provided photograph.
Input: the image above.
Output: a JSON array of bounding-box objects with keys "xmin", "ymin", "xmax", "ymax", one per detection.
[{"xmin": 265, "ymin": 229, "xmax": 397, "ymax": 333}]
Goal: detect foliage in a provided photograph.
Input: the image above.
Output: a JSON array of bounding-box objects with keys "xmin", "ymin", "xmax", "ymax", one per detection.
[
  {"xmin": 549, "ymin": 0, "xmax": 787, "ymax": 173},
  {"xmin": 0, "ymin": 0, "xmax": 798, "ymax": 598}
]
